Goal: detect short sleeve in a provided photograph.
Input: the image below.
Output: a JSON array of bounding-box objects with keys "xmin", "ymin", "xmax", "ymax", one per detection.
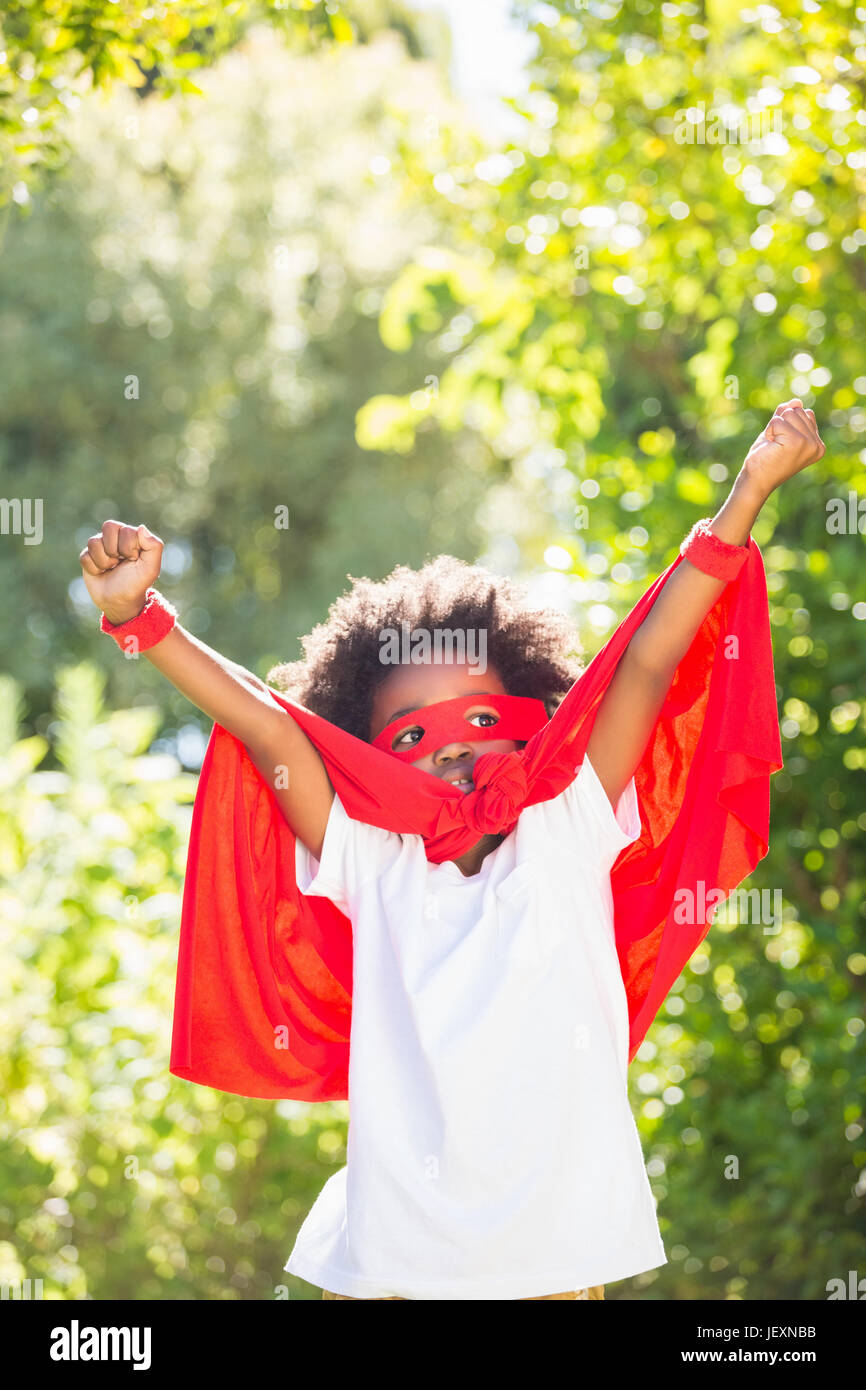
[
  {"xmin": 548, "ymin": 751, "xmax": 642, "ymax": 878},
  {"xmin": 294, "ymin": 791, "xmax": 401, "ymax": 917}
]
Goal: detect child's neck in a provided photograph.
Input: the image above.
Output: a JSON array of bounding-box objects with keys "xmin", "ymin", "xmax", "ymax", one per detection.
[{"xmin": 450, "ymin": 833, "xmax": 505, "ymax": 877}]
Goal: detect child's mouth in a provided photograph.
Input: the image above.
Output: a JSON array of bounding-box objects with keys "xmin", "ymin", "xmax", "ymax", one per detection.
[{"xmin": 451, "ymin": 776, "xmax": 473, "ymax": 791}]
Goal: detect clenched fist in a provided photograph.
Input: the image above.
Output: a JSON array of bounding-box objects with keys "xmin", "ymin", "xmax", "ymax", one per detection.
[
  {"xmin": 742, "ymin": 398, "xmax": 825, "ymax": 498},
  {"xmin": 79, "ymin": 520, "xmax": 164, "ymax": 624}
]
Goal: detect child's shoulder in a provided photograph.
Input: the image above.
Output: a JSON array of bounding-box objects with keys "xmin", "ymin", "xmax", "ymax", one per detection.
[{"xmin": 520, "ymin": 755, "xmax": 641, "ymax": 871}]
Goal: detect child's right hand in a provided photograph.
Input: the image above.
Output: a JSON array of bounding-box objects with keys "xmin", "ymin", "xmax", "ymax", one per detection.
[{"xmin": 79, "ymin": 520, "xmax": 164, "ymax": 624}]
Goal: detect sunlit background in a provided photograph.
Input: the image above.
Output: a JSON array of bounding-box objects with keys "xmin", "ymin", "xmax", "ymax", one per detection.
[{"xmin": 1, "ymin": 0, "xmax": 864, "ymax": 1300}]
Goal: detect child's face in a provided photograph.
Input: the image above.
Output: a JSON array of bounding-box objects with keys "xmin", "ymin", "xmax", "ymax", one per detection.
[{"xmin": 369, "ymin": 660, "xmax": 521, "ymax": 794}]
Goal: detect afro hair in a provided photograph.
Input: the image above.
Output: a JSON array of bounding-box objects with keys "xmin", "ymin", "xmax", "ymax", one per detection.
[{"xmin": 266, "ymin": 554, "xmax": 586, "ymax": 742}]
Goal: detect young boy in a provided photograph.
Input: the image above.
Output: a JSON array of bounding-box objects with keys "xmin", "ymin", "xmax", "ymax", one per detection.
[{"xmin": 81, "ymin": 400, "xmax": 824, "ymax": 1298}]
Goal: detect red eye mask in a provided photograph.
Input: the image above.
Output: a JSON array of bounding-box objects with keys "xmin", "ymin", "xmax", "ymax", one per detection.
[{"xmin": 371, "ymin": 692, "xmax": 550, "ymax": 763}]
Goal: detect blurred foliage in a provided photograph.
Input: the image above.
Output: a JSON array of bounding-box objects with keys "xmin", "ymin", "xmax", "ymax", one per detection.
[
  {"xmin": 363, "ymin": 0, "xmax": 866, "ymax": 470},
  {"xmin": 0, "ymin": 0, "xmax": 451, "ymax": 211},
  {"xmin": 0, "ymin": 666, "xmax": 350, "ymax": 1300},
  {"xmin": 0, "ymin": 0, "xmax": 353, "ymax": 209},
  {"xmin": 0, "ymin": 19, "xmax": 491, "ymax": 732},
  {"xmin": 361, "ymin": 0, "xmax": 866, "ymax": 596},
  {"xmin": 0, "ymin": 0, "xmax": 864, "ymax": 1301}
]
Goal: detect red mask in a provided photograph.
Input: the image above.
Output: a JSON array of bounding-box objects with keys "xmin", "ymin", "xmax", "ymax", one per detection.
[{"xmin": 371, "ymin": 692, "xmax": 550, "ymax": 763}]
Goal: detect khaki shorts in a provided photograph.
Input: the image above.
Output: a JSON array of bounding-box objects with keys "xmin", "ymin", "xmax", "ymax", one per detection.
[{"xmin": 322, "ymin": 1285, "xmax": 605, "ymax": 1300}]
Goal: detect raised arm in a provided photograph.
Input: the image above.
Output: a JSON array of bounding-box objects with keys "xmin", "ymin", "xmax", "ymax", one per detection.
[
  {"xmin": 586, "ymin": 399, "xmax": 825, "ymax": 811},
  {"xmin": 79, "ymin": 519, "xmax": 335, "ymax": 857}
]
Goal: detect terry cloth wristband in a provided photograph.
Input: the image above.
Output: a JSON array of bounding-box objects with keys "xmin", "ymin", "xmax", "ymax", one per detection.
[
  {"xmin": 100, "ymin": 587, "xmax": 178, "ymax": 652},
  {"xmin": 680, "ymin": 518, "xmax": 749, "ymax": 582}
]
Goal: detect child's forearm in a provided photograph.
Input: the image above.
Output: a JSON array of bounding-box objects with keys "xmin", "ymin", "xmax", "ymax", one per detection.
[
  {"xmin": 137, "ymin": 621, "xmax": 283, "ymax": 753},
  {"xmin": 627, "ymin": 397, "xmax": 824, "ymax": 681},
  {"xmin": 627, "ymin": 470, "xmax": 768, "ymax": 680},
  {"xmin": 82, "ymin": 521, "xmax": 286, "ymax": 752}
]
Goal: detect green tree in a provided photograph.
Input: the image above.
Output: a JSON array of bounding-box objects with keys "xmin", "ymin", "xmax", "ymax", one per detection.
[
  {"xmin": 0, "ymin": 20, "xmax": 485, "ymax": 733},
  {"xmin": 0, "ymin": 0, "xmax": 360, "ymax": 209},
  {"xmin": 0, "ymin": 665, "xmax": 353, "ymax": 1299}
]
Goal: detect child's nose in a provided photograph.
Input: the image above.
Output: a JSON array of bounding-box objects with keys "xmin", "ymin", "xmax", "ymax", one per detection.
[{"xmin": 434, "ymin": 740, "xmax": 474, "ymax": 762}]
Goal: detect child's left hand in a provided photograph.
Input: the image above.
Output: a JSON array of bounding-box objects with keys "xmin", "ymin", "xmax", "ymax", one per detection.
[{"xmin": 741, "ymin": 398, "xmax": 825, "ymax": 497}]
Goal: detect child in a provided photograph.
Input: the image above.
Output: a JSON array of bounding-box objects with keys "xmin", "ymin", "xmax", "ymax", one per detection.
[{"xmin": 81, "ymin": 399, "xmax": 824, "ymax": 1300}]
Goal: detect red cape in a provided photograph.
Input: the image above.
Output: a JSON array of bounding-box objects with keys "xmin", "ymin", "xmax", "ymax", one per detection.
[{"xmin": 170, "ymin": 539, "xmax": 782, "ymax": 1100}]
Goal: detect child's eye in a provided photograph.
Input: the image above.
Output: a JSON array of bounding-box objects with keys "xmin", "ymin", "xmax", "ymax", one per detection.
[
  {"xmin": 468, "ymin": 712, "xmax": 498, "ymax": 728},
  {"xmin": 392, "ymin": 726, "xmax": 423, "ymax": 750}
]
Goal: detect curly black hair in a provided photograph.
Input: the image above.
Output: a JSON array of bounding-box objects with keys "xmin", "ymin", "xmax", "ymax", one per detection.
[{"xmin": 266, "ymin": 554, "xmax": 585, "ymax": 742}]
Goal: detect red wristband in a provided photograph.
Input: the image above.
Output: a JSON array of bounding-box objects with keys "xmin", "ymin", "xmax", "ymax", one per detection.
[
  {"xmin": 100, "ymin": 588, "xmax": 178, "ymax": 652},
  {"xmin": 680, "ymin": 518, "xmax": 749, "ymax": 582}
]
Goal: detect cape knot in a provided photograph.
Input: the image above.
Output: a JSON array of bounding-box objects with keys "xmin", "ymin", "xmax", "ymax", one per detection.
[{"xmin": 464, "ymin": 750, "xmax": 528, "ymax": 834}]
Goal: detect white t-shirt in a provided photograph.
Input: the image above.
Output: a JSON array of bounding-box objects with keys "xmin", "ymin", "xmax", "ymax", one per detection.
[{"xmin": 283, "ymin": 753, "xmax": 667, "ymax": 1299}]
